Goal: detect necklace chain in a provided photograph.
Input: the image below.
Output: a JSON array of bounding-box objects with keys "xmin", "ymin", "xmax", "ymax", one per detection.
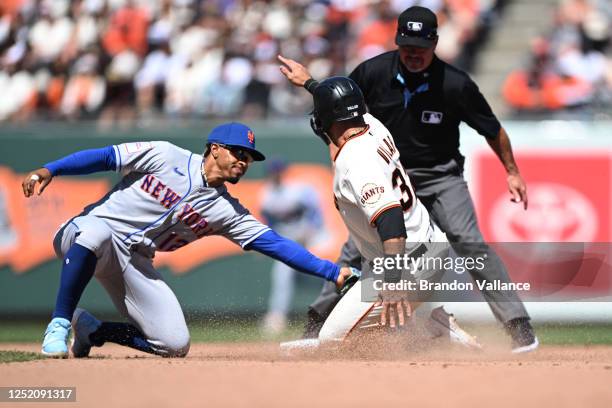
[
  {"xmin": 346, "ymin": 126, "xmax": 367, "ymax": 140},
  {"xmin": 201, "ymin": 163, "xmax": 207, "ymax": 184}
]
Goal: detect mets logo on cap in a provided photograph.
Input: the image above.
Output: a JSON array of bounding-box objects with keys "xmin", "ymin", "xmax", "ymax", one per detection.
[{"xmin": 247, "ymin": 130, "xmax": 255, "ymax": 145}]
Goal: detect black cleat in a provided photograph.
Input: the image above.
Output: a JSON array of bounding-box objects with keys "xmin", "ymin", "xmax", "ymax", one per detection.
[{"xmin": 505, "ymin": 317, "xmax": 539, "ymax": 354}]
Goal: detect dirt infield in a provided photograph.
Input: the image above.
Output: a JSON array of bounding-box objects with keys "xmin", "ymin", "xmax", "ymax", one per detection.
[{"xmin": 1, "ymin": 343, "xmax": 611, "ymax": 408}]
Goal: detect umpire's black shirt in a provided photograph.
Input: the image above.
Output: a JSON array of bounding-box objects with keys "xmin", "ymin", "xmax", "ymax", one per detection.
[{"xmin": 349, "ymin": 51, "xmax": 501, "ymax": 169}]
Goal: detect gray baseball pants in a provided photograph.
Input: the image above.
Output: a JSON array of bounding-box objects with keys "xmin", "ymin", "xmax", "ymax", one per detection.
[{"xmin": 53, "ymin": 215, "xmax": 190, "ymax": 356}]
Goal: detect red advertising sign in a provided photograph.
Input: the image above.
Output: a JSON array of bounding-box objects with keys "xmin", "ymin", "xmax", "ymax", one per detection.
[
  {"xmin": 474, "ymin": 151, "xmax": 611, "ymax": 243},
  {"xmin": 473, "ymin": 151, "xmax": 611, "ymax": 297}
]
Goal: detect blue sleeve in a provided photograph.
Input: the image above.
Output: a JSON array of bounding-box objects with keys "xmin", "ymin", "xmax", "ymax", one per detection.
[
  {"xmin": 44, "ymin": 146, "xmax": 117, "ymax": 176},
  {"xmin": 246, "ymin": 230, "xmax": 339, "ymax": 282}
]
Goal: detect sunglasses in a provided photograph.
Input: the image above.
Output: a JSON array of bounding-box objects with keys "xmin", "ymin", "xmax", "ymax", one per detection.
[{"xmin": 215, "ymin": 143, "xmax": 254, "ymax": 163}]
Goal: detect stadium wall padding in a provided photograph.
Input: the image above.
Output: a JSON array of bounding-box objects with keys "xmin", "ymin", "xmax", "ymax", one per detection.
[{"xmin": 1, "ymin": 120, "xmax": 611, "ymax": 319}]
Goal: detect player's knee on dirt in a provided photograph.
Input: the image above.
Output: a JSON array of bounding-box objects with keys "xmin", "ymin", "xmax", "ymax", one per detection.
[
  {"xmin": 155, "ymin": 331, "xmax": 190, "ymax": 358},
  {"xmin": 141, "ymin": 318, "xmax": 190, "ymax": 357}
]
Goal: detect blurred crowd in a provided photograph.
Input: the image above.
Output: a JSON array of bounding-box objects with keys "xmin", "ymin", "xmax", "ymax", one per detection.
[
  {"xmin": 0, "ymin": 0, "xmax": 493, "ymax": 126},
  {"xmin": 503, "ymin": 0, "xmax": 612, "ymax": 115}
]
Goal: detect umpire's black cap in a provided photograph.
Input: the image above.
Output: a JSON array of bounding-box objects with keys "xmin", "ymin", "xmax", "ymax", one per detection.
[{"xmin": 395, "ymin": 6, "xmax": 438, "ymax": 48}]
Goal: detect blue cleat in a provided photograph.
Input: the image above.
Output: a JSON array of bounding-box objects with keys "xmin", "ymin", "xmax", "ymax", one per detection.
[
  {"xmin": 41, "ymin": 318, "xmax": 71, "ymax": 358},
  {"xmin": 71, "ymin": 308, "xmax": 102, "ymax": 358}
]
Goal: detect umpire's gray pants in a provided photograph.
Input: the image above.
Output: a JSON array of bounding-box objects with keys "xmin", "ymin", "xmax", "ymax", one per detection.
[{"xmin": 408, "ymin": 159, "xmax": 529, "ymax": 323}]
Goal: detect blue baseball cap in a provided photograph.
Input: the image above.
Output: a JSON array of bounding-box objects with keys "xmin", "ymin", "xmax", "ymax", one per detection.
[{"xmin": 207, "ymin": 122, "xmax": 266, "ymax": 161}]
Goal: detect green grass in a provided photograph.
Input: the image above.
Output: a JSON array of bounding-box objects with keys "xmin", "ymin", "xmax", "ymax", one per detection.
[
  {"xmin": 0, "ymin": 322, "xmax": 44, "ymax": 343},
  {"xmin": 533, "ymin": 324, "xmax": 612, "ymax": 345},
  {"xmin": 188, "ymin": 320, "xmax": 303, "ymax": 343},
  {"xmin": 0, "ymin": 350, "xmax": 45, "ymax": 363},
  {"xmin": 0, "ymin": 319, "xmax": 304, "ymax": 344},
  {"xmin": 1, "ymin": 321, "xmax": 611, "ymax": 345}
]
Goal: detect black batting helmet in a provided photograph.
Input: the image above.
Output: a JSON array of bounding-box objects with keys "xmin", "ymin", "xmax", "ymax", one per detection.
[{"xmin": 311, "ymin": 77, "xmax": 367, "ymax": 136}]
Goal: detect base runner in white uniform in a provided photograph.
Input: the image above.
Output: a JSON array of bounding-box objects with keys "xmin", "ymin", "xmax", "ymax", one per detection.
[
  {"xmin": 22, "ymin": 122, "xmax": 356, "ymax": 358},
  {"xmin": 284, "ymin": 77, "xmax": 481, "ymax": 350}
]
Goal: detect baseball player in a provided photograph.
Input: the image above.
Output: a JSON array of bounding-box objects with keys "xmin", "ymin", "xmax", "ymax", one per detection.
[
  {"xmin": 260, "ymin": 159, "xmax": 327, "ymax": 334},
  {"xmin": 303, "ymin": 77, "xmax": 480, "ymax": 347},
  {"xmin": 279, "ymin": 6, "xmax": 538, "ymax": 353},
  {"xmin": 22, "ymin": 122, "xmax": 357, "ymax": 358}
]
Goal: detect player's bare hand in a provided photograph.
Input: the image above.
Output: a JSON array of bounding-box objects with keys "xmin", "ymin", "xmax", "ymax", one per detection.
[
  {"xmin": 22, "ymin": 167, "xmax": 52, "ymax": 197},
  {"xmin": 507, "ymin": 173, "xmax": 528, "ymax": 210},
  {"xmin": 376, "ymin": 292, "xmax": 411, "ymax": 328},
  {"xmin": 278, "ymin": 55, "xmax": 312, "ymax": 87}
]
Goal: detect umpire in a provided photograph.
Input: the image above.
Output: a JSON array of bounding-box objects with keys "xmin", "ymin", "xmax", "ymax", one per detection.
[{"xmin": 279, "ymin": 6, "xmax": 537, "ymax": 353}]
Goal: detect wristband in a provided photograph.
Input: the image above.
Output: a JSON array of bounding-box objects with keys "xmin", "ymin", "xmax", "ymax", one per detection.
[
  {"xmin": 383, "ymin": 256, "xmax": 402, "ymax": 284},
  {"xmin": 304, "ymin": 78, "xmax": 319, "ymax": 94}
]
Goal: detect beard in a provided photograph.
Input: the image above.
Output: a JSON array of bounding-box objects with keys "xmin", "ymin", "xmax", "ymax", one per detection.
[{"xmin": 227, "ymin": 176, "xmax": 241, "ymax": 184}]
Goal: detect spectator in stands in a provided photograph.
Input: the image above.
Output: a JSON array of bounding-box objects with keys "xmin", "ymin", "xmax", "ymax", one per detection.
[
  {"xmin": 355, "ymin": 0, "xmax": 398, "ymax": 61},
  {"xmin": 503, "ymin": 37, "xmax": 593, "ymax": 111},
  {"xmin": 135, "ymin": 39, "xmax": 175, "ymax": 118},
  {"xmin": 28, "ymin": 1, "xmax": 73, "ymax": 67},
  {"xmin": 0, "ymin": 59, "xmax": 36, "ymax": 122},
  {"xmin": 60, "ymin": 52, "xmax": 105, "ymax": 120},
  {"xmin": 200, "ymin": 54, "xmax": 252, "ymax": 117},
  {"xmin": 504, "ymin": 0, "xmax": 611, "ymax": 114},
  {"xmin": 0, "ymin": 0, "xmax": 504, "ymax": 122},
  {"xmin": 62, "ymin": 0, "xmax": 106, "ymax": 63},
  {"xmin": 98, "ymin": 48, "xmax": 140, "ymax": 130},
  {"xmin": 102, "ymin": 0, "xmax": 149, "ymax": 58}
]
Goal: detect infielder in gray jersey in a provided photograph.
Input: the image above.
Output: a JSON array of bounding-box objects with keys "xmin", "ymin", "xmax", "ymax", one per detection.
[{"xmin": 22, "ymin": 122, "xmax": 356, "ymax": 358}]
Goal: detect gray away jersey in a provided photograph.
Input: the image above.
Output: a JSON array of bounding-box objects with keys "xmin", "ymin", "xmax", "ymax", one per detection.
[{"xmin": 81, "ymin": 141, "xmax": 269, "ymax": 257}]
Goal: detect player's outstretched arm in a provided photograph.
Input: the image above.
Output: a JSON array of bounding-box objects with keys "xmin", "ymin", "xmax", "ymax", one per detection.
[
  {"xmin": 246, "ymin": 229, "xmax": 351, "ymax": 289},
  {"xmin": 22, "ymin": 167, "xmax": 53, "ymax": 197},
  {"xmin": 23, "ymin": 146, "xmax": 116, "ymax": 197},
  {"xmin": 278, "ymin": 55, "xmax": 319, "ymax": 93}
]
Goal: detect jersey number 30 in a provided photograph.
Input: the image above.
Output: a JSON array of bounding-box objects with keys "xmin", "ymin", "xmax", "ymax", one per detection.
[{"xmin": 391, "ymin": 168, "xmax": 415, "ymax": 212}]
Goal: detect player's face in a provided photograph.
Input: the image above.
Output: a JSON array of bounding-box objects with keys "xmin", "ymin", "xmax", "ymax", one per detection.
[
  {"xmin": 215, "ymin": 144, "xmax": 253, "ymax": 184},
  {"xmin": 398, "ymin": 42, "xmax": 436, "ymax": 73}
]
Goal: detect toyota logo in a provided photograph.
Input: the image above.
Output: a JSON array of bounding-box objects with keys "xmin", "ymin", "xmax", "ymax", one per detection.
[{"xmin": 490, "ymin": 182, "xmax": 598, "ymax": 242}]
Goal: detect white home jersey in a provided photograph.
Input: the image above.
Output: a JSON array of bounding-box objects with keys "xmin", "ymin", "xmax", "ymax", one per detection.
[
  {"xmin": 81, "ymin": 141, "xmax": 269, "ymax": 257},
  {"xmin": 333, "ymin": 113, "xmax": 432, "ymax": 262}
]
